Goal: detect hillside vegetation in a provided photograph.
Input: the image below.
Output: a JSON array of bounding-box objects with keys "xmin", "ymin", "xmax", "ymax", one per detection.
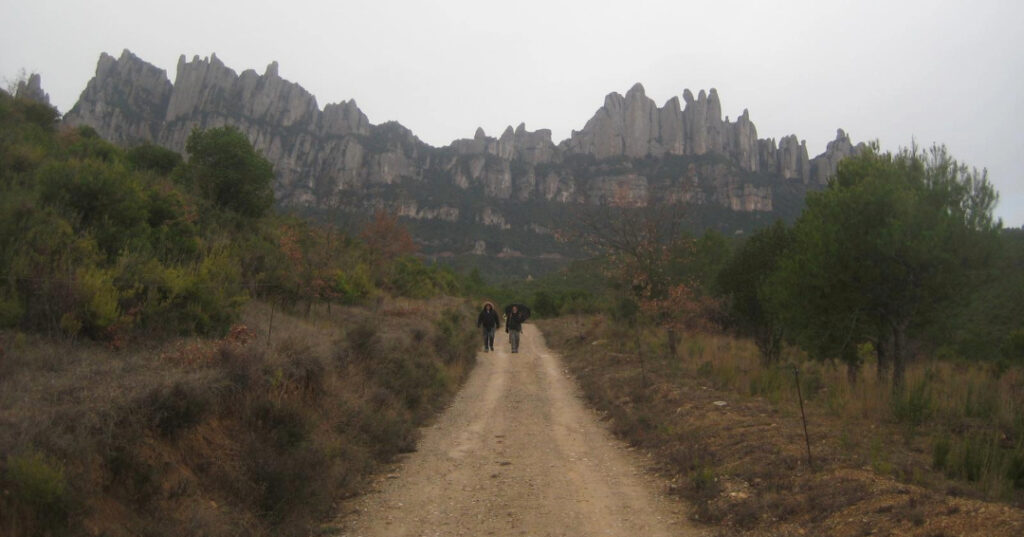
[
  {"xmin": 0, "ymin": 91, "xmax": 477, "ymax": 536},
  {"xmin": 540, "ymin": 317, "xmax": 1024, "ymax": 536},
  {"xmin": 0, "ymin": 90, "xmax": 461, "ymax": 342},
  {"xmin": 515, "ymin": 142, "xmax": 1023, "ymax": 533},
  {"xmin": 3, "ymin": 86, "xmax": 1022, "ymax": 535}
]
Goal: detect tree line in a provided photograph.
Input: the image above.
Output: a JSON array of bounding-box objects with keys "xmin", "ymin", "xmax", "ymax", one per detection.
[{"xmin": 486, "ymin": 143, "xmax": 1021, "ymax": 390}]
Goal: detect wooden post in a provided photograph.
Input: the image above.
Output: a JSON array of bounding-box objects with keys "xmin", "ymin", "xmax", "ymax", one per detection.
[
  {"xmin": 794, "ymin": 367, "xmax": 814, "ymax": 470},
  {"xmin": 267, "ymin": 300, "xmax": 275, "ymax": 347}
]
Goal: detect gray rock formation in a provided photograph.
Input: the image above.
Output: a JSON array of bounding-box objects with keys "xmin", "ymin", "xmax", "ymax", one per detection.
[
  {"xmin": 15, "ymin": 73, "xmax": 51, "ymax": 105},
  {"xmin": 810, "ymin": 129, "xmax": 865, "ymax": 184},
  {"xmin": 66, "ymin": 50, "xmax": 172, "ymax": 143},
  {"xmin": 566, "ymin": 85, "xmax": 773, "ymax": 176},
  {"xmin": 63, "ymin": 50, "xmax": 861, "ymax": 232}
]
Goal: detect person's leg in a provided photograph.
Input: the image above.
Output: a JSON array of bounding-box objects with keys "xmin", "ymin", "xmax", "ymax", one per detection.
[
  {"xmin": 486, "ymin": 327, "xmax": 495, "ymax": 350},
  {"xmin": 510, "ymin": 329, "xmax": 520, "ymax": 352},
  {"xmin": 482, "ymin": 327, "xmax": 490, "ymax": 350}
]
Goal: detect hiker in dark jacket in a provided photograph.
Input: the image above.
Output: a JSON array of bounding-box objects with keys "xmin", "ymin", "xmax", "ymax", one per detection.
[
  {"xmin": 477, "ymin": 302, "xmax": 500, "ymax": 352},
  {"xmin": 505, "ymin": 305, "xmax": 526, "ymax": 353}
]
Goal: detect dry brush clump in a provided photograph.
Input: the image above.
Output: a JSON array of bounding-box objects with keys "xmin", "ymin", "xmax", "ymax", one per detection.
[
  {"xmin": 538, "ymin": 315, "xmax": 1024, "ymax": 537},
  {"xmin": 0, "ymin": 297, "xmax": 477, "ymax": 537}
]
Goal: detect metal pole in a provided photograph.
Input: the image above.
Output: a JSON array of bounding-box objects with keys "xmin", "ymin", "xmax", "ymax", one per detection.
[{"xmin": 794, "ymin": 367, "xmax": 814, "ymax": 470}]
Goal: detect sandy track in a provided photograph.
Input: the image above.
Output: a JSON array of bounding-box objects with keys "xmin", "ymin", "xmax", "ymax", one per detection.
[{"xmin": 336, "ymin": 324, "xmax": 702, "ymax": 537}]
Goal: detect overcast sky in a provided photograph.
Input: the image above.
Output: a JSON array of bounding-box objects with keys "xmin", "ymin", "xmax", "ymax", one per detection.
[{"xmin": 3, "ymin": 0, "xmax": 1022, "ymax": 225}]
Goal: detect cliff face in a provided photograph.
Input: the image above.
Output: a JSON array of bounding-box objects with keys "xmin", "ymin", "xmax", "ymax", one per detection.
[{"xmin": 62, "ymin": 50, "xmax": 863, "ymax": 259}]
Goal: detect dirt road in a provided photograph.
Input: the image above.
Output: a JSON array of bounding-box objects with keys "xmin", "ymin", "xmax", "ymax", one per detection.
[{"xmin": 336, "ymin": 324, "xmax": 703, "ymax": 537}]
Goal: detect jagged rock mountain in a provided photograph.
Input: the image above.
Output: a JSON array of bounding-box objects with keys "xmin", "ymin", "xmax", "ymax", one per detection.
[
  {"xmin": 15, "ymin": 73, "xmax": 51, "ymax": 105},
  {"xmin": 62, "ymin": 49, "xmax": 863, "ymax": 275}
]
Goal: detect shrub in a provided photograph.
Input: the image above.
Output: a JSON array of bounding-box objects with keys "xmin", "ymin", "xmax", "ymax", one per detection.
[
  {"xmin": 250, "ymin": 400, "xmax": 310, "ymax": 451},
  {"xmin": 247, "ymin": 443, "xmax": 331, "ymax": 527},
  {"xmin": 891, "ymin": 377, "xmax": 935, "ymax": 427},
  {"xmin": 142, "ymin": 381, "xmax": 211, "ymax": 438},
  {"xmin": 389, "ymin": 256, "xmax": 438, "ymax": 298},
  {"xmin": 532, "ymin": 290, "xmax": 560, "ymax": 318},
  {"xmin": 964, "ymin": 378, "xmax": 1000, "ymax": 419},
  {"xmin": 277, "ymin": 339, "xmax": 327, "ymax": 398},
  {"xmin": 216, "ymin": 338, "xmax": 264, "ymax": 390},
  {"xmin": 1, "ymin": 451, "xmax": 71, "ymax": 534},
  {"xmin": 1003, "ymin": 329, "xmax": 1024, "ymax": 363},
  {"xmin": 334, "ymin": 264, "xmax": 375, "ymax": 305},
  {"xmin": 1009, "ymin": 449, "xmax": 1024, "ymax": 489},
  {"xmin": 749, "ymin": 366, "xmax": 789, "ymax": 403},
  {"xmin": 183, "ymin": 126, "xmax": 274, "ymax": 218},
  {"xmin": 433, "ymin": 307, "xmax": 475, "ymax": 366},
  {"xmin": 354, "ymin": 397, "xmax": 418, "ymax": 458},
  {"xmin": 346, "ymin": 317, "xmax": 379, "ymax": 361},
  {"xmin": 933, "ymin": 435, "xmax": 952, "ymax": 471},
  {"xmin": 126, "ymin": 143, "xmax": 183, "ymax": 174},
  {"xmin": 0, "ymin": 292, "xmax": 24, "ymax": 328}
]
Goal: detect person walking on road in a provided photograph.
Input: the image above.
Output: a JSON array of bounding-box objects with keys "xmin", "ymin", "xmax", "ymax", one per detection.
[
  {"xmin": 477, "ymin": 302, "xmax": 500, "ymax": 352},
  {"xmin": 505, "ymin": 304, "xmax": 526, "ymax": 353}
]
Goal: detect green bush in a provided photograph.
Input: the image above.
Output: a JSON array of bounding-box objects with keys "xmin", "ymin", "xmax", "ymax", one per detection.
[
  {"xmin": 334, "ymin": 264, "xmax": 375, "ymax": 305},
  {"xmin": 933, "ymin": 430, "xmax": 1024, "ymax": 495},
  {"xmin": 1003, "ymin": 328, "xmax": 1024, "ymax": 363},
  {"xmin": 70, "ymin": 265, "xmax": 121, "ymax": 338},
  {"xmin": 1009, "ymin": 449, "xmax": 1024, "ymax": 489},
  {"xmin": 891, "ymin": 377, "xmax": 935, "ymax": 427},
  {"xmin": 126, "ymin": 142, "xmax": 183, "ymax": 174},
  {"xmin": 532, "ymin": 290, "xmax": 560, "ymax": 318},
  {"xmin": 0, "ymin": 291, "xmax": 23, "ymax": 328},
  {"xmin": 964, "ymin": 378, "xmax": 1001, "ymax": 419},
  {"xmin": 2, "ymin": 451, "xmax": 71, "ymax": 534},
  {"xmin": 389, "ymin": 256, "xmax": 439, "ymax": 298},
  {"xmin": 433, "ymin": 307, "xmax": 476, "ymax": 366},
  {"xmin": 749, "ymin": 366, "xmax": 788, "ymax": 403},
  {"xmin": 183, "ymin": 126, "xmax": 274, "ymax": 218},
  {"xmin": 36, "ymin": 159, "xmax": 148, "ymax": 259}
]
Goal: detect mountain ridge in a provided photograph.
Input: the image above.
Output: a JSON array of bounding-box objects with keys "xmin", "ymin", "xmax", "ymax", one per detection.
[{"xmin": 57, "ymin": 49, "xmax": 864, "ymax": 274}]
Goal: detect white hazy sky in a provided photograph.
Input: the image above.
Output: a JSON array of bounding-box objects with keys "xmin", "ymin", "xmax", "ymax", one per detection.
[{"xmin": 3, "ymin": 0, "xmax": 1023, "ymax": 226}]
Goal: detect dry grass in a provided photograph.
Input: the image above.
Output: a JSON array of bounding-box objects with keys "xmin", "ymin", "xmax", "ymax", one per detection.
[
  {"xmin": 0, "ymin": 297, "xmax": 477, "ymax": 537},
  {"xmin": 539, "ymin": 315, "xmax": 1024, "ymax": 537}
]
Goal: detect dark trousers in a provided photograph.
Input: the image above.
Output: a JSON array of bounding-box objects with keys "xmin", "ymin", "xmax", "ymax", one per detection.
[
  {"xmin": 482, "ymin": 327, "xmax": 496, "ymax": 349},
  {"xmin": 509, "ymin": 329, "xmax": 521, "ymax": 352}
]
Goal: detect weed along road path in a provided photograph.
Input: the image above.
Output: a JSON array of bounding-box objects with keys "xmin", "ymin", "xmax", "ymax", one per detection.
[{"xmin": 335, "ymin": 324, "xmax": 702, "ymax": 537}]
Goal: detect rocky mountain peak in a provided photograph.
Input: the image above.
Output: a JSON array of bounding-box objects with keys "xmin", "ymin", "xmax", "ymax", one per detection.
[
  {"xmin": 626, "ymin": 82, "xmax": 647, "ymax": 100},
  {"xmin": 62, "ymin": 51, "xmax": 862, "ymax": 234},
  {"xmin": 14, "ymin": 73, "xmax": 49, "ymax": 105}
]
